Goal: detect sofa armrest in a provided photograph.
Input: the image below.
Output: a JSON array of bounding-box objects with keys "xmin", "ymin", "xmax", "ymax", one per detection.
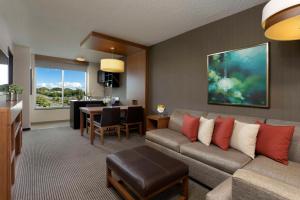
[{"xmin": 232, "ymin": 169, "xmax": 300, "ymax": 200}]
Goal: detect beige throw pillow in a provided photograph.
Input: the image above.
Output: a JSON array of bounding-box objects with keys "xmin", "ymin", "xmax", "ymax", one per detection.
[
  {"xmin": 230, "ymin": 120, "xmax": 260, "ymax": 159},
  {"xmin": 198, "ymin": 117, "xmax": 215, "ymax": 146}
]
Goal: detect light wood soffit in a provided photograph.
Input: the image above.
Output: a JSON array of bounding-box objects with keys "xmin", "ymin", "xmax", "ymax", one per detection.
[
  {"xmin": 35, "ymin": 54, "xmax": 89, "ymax": 66},
  {"xmin": 80, "ymin": 31, "xmax": 148, "ymax": 56}
]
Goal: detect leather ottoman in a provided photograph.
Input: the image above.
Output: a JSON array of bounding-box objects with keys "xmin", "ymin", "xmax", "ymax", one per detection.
[{"xmin": 106, "ymin": 145, "xmax": 189, "ymax": 200}]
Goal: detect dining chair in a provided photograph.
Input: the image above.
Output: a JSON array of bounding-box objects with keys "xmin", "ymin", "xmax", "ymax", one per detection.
[
  {"xmin": 121, "ymin": 106, "xmax": 144, "ymax": 138},
  {"xmin": 86, "ymin": 103, "xmax": 104, "ymax": 134},
  {"xmin": 94, "ymin": 107, "xmax": 121, "ymax": 145}
]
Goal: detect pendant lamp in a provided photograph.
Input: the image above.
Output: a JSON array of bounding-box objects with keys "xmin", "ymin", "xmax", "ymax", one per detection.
[
  {"xmin": 262, "ymin": 0, "xmax": 300, "ymax": 41},
  {"xmin": 100, "ymin": 47, "xmax": 125, "ymax": 73}
]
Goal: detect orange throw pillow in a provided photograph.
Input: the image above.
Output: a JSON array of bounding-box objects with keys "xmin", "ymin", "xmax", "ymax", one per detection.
[
  {"xmin": 212, "ymin": 116, "xmax": 235, "ymax": 150},
  {"xmin": 256, "ymin": 122, "xmax": 295, "ymax": 165},
  {"xmin": 181, "ymin": 114, "xmax": 200, "ymax": 142}
]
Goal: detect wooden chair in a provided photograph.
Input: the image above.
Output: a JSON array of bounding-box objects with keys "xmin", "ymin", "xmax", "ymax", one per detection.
[
  {"xmin": 121, "ymin": 106, "xmax": 144, "ymax": 138},
  {"xmin": 94, "ymin": 107, "xmax": 121, "ymax": 145},
  {"xmin": 86, "ymin": 103, "xmax": 104, "ymax": 134}
]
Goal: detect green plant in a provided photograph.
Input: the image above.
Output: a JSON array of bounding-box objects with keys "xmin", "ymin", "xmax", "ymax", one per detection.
[{"xmin": 8, "ymin": 84, "xmax": 23, "ymax": 94}]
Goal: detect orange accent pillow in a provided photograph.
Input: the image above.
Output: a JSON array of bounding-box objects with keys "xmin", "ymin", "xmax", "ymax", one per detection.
[
  {"xmin": 256, "ymin": 122, "xmax": 295, "ymax": 165},
  {"xmin": 181, "ymin": 114, "xmax": 200, "ymax": 142},
  {"xmin": 212, "ymin": 116, "xmax": 235, "ymax": 150}
]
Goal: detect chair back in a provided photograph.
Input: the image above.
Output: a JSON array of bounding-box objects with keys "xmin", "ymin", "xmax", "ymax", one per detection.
[
  {"xmin": 126, "ymin": 106, "xmax": 143, "ymax": 123},
  {"xmin": 86, "ymin": 103, "xmax": 105, "ymax": 107},
  {"xmin": 101, "ymin": 107, "xmax": 121, "ymax": 127},
  {"xmin": 86, "ymin": 104, "xmax": 103, "ymax": 122}
]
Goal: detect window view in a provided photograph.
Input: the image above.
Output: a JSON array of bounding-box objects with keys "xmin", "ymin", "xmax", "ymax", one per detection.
[
  {"xmin": 63, "ymin": 70, "xmax": 86, "ymax": 106},
  {"xmin": 36, "ymin": 67, "xmax": 86, "ymax": 108}
]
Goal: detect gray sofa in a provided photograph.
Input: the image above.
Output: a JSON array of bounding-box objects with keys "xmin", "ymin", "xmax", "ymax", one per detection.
[{"xmin": 145, "ymin": 109, "xmax": 300, "ymax": 200}]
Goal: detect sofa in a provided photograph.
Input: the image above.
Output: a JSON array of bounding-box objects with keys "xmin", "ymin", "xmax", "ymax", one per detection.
[{"xmin": 145, "ymin": 109, "xmax": 300, "ymax": 200}]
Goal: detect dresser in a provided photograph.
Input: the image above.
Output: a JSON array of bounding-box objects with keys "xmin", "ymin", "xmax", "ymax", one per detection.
[{"xmin": 0, "ymin": 100, "xmax": 23, "ymax": 200}]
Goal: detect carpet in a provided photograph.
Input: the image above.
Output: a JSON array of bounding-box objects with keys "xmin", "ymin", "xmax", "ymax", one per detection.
[{"xmin": 13, "ymin": 127, "xmax": 209, "ymax": 200}]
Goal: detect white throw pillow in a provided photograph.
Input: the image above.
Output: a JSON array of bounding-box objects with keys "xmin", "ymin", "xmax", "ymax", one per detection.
[
  {"xmin": 198, "ymin": 117, "xmax": 215, "ymax": 146},
  {"xmin": 230, "ymin": 120, "xmax": 260, "ymax": 159}
]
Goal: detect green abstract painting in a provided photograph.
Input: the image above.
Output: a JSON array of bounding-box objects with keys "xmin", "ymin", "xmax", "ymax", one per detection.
[{"xmin": 207, "ymin": 43, "xmax": 269, "ymax": 108}]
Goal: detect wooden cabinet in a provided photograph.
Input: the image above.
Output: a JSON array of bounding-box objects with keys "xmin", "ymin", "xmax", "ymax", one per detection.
[
  {"xmin": 146, "ymin": 115, "xmax": 170, "ymax": 131},
  {"xmin": 0, "ymin": 100, "xmax": 23, "ymax": 200}
]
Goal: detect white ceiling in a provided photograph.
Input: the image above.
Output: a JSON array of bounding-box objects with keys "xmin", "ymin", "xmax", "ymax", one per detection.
[{"xmin": 0, "ymin": 0, "xmax": 267, "ymax": 63}]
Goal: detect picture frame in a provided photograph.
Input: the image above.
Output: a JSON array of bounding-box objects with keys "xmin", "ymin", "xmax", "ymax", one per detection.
[{"xmin": 207, "ymin": 43, "xmax": 269, "ymax": 108}]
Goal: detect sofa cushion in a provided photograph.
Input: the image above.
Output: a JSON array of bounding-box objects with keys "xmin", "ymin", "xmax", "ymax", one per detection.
[
  {"xmin": 256, "ymin": 122, "xmax": 295, "ymax": 165},
  {"xmin": 230, "ymin": 120, "xmax": 260, "ymax": 159},
  {"xmin": 243, "ymin": 155, "xmax": 300, "ymax": 188},
  {"xmin": 181, "ymin": 114, "xmax": 200, "ymax": 142},
  {"xmin": 267, "ymin": 119, "xmax": 300, "ymax": 163},
  {"xmin": 233, "ymin": 169, "xmax": 300, "ymax": 200},
  {"xmin": 145, "ymin": 129, "xmax": 191, "ymax": 152},
  {"xmin": 168, "ymin": 109, "xmax": 207, "ymax": 132},
  {"xmin": 180, "ymin": 142, "xmax": 251, "ymax": 174},
  {"xmin": 212, "ymin": 116, "xmax": 235, "ymax": 150},
  {"xmin": 207, "ymin": 112, "xmax": 265, "ymax": 124},
  {"xmin": 198, "ymin": 117, "xmax": 215, "ymax": 146}
]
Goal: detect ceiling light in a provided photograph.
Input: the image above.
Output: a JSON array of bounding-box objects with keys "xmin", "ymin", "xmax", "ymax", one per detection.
[
  {"xmin": 100, "ymin": 47, "xmax": 125, "ymax": 73},
  {"xmin": 100, "ymin": 59, "xmax": 124, "ymax": 73},
  {"xmin": 262, "ymin": 0, "xmax": 300, "ymax": 41},
  {"xmin": 76, "ymin": 57, "xmax": 86, "ymax": 62}
]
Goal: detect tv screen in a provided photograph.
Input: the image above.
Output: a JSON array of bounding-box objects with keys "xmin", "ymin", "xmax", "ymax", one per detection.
[{"xmin": 0, "ymin": 49, "xmax": 9, "ymax": 85}]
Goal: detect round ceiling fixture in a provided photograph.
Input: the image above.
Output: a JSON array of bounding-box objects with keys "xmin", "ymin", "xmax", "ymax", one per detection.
[
  {"xmin": 100, "ymin": 58, "xmax": 125, "ymax": 73},
  {"xmin": 76, "ymin": 57, "xmax": 86, "ymax": 62},
  {"xmin": 262, "ymin": 0, "xmax": 300, "ymax": 41},
  {"xmin": 100, "ymin": 47, "xmax": 125, "ymax": 73}
]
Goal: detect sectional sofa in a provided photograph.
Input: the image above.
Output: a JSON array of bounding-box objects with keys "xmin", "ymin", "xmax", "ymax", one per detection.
[{"xmin": 145, "ymin": 109, "xmax": 300, "ymax": 200}]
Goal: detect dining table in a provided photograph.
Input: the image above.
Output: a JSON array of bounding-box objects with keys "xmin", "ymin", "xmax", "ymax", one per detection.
[{"xmin": 79, "ymin": 105, "xmax": 138, "ymax": 144}]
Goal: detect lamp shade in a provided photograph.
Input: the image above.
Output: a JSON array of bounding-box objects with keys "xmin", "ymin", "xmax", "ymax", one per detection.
[
  {"xmin": 100, "ymin": 58, "xmax": 125, "ymax": 73},
  {"xmin": 262, "ymin": 0, "xmax": 300, "ymax": 41}
]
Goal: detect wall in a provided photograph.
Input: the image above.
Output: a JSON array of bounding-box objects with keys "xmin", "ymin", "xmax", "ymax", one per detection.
[
  {"xmin": 126, "ymin": 51, "xmax": 147, "ymax": 107},
  {"xmin": 0, "ymin": 16, "xmax": 13, "ymax": 55},
  {"xmin": 13, "ymin": 45, "xmax": 31, "ymax": 128},
  {"xmin": 149, "ymin": 4, "xmax": 300, "ymax": 122},
  {"xmin": 0, "ymin": 16, "xmax": 13, "ymax": 101},
  {"xmin": 87, "ymin": 63, "xmax": 105, "ymax": 98}
]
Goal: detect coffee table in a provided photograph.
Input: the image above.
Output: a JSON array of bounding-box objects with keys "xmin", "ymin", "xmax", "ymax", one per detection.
[{"xmin": 106, "ymin": 145, "xmax": 189, "ymax": 200}]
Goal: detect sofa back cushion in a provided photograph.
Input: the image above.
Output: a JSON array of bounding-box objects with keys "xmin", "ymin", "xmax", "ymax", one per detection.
[
  {"xmin": 212, "ymin": 116, "xmax": 235, "ymax": 150},
  {"xmin": 266, "ymin": 119, "xmax": 300, "ymax": 163},
  {"xmin": 207, "ymin": 112, "xmax": 265, "ymax": 124},
  {"xmin": 181, "ymin": 114, "xmax": 200, "ymax": 142},
  {"xmin": 169, "ymin": 109, "xmax": 207, "ymax": 133}
]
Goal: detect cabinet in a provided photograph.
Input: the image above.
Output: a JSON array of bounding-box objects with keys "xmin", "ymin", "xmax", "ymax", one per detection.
[
  {"xmin": 97, "ymin": 71, "xmax": 120, "ymax": 87},
  {"xmin": 0, "ymin": 100, "xmax": 23, "ymax": 200}
]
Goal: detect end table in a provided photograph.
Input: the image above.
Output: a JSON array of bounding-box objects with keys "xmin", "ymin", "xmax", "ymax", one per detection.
[{"xmin": 146, "ymin": 115, "xmax": 170, "ymax": 131}]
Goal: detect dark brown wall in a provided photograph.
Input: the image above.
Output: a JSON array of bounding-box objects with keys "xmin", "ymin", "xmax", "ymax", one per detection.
[{"xmin": 149, "ymin": 4, "xmax": 300, "ymax": 121}]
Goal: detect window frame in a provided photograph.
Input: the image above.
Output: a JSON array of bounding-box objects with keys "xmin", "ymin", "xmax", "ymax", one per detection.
[{"xmin": 35, "ymin": 66, "xmax": 87, "ymax": 110}]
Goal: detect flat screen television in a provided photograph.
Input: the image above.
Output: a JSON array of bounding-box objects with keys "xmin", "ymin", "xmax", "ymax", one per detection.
[{"xmin": 0, "ymin": 49, "xmax": 9, "ymax": 85}]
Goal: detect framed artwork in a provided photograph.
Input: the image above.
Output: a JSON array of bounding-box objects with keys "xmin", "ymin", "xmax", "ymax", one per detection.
[{"xmin": 207, "ymin": 43, "xmax": 269, "ymax": 108}]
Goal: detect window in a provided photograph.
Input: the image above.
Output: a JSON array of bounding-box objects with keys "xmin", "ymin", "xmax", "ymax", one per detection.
[{"xmin": 35, "ymin": 67, "xmax": 86, "ymax": 109}]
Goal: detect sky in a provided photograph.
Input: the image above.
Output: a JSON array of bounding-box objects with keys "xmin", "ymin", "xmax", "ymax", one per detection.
[
  {"xmin": 36, "ymin": 67, "xmax": 86, "ymax": 89},
  {"xmin": 0, "ymin": 64, "xmax": 9, "ymax": 85}
]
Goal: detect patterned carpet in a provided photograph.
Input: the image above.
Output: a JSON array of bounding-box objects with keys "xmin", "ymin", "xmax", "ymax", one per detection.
[{"xmin": 13, "ymin": 127, "xmax": 209, "ymax": 200}]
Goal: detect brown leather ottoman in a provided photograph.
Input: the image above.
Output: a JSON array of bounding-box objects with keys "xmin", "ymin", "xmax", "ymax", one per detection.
[{"xmin": 106, "ymin": 145, "xmax": 189, "ymax": 200}]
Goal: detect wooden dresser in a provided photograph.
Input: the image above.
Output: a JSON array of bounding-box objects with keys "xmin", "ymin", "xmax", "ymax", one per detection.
[{"xmin": 0, "ymin": 100, "xmax": 23, "ymax": 200}]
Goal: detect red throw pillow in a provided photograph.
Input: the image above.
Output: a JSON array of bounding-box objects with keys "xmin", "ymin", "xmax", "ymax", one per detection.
[
  {"xmin": 181, "ymin": 114, "xmax": 200, "ymax": 142},
  {"xmin": 212, "ymin": 116, "xmax": 235, "ymax": 150},
  {"xmin": 256, "ymin": 122, "xmax": 295, "ymax": 165}
]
